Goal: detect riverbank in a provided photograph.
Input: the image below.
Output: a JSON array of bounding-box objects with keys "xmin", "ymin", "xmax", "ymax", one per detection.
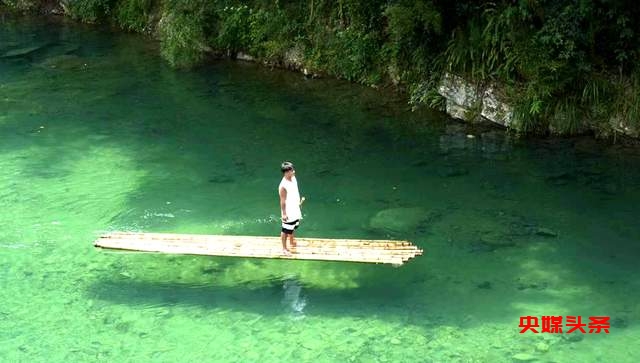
[
  {"xmin": 3, "ymin": 14, "xmax": 640, "ymax": 363},
  {"xmin": 2, "ymin": 1, "xmax": 639, "ymax": 141}
]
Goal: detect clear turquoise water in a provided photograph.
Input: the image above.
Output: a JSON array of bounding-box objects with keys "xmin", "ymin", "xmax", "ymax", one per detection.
[{"xmin": 1, "ymin": 15, "xmax": 639, "ymax": 362}]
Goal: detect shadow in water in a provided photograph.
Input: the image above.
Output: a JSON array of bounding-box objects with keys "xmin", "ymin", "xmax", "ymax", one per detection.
[{"xmin": 86, "ymin": 275, "xmax": 417, "ymax": 320}]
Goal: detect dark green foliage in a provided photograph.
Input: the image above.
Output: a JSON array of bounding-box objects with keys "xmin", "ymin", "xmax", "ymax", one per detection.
[
  {"xmin": 246, "ymin": 6, "xmax": 295, "ymax": 60},
  {"xmin": 212, "ymin": 4, "xmax": 251, "ymax": 54},
  {"xmin": 1, "ymin": 0, "xmax": 39, "ymax": 12},
  {"xmin": 115, "ymin": 0, "xmax": 154, "ymax": 33},
  {"xmin": 6, "ymin": 0, "xmax": 640, "ymax": 136},
  {"xmin": 306, "ymin": 25, "xmax": 381, "ymax": 83},
  {"xmin": 441, "ymin": 0, "xmax": 640, "ymax": 135},
  {"xmin": 383, "ymin": 0, "xmax": 442, "ymax": 93},
  {"xmin": 64, "ymin": 0, "xmax": 117, "ymax": 23},
  {"xmin": 157, "ymin": 0, "xmax": 209, "ymax": 68}
]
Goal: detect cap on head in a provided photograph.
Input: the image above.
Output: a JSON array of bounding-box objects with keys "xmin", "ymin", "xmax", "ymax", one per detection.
[{"xmin": 281, "ymin": 161, "xmax": 294, "ymax": 173}]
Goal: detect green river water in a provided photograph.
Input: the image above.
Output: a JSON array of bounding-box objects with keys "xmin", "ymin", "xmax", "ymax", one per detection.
[{"xmin": 1, "ymin": 15, "xmax": 639, "ymax": 363}]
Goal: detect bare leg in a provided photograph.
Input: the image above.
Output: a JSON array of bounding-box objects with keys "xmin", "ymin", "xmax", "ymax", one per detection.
[
  {"xmin": 281, "ymin": 232, "xmax": 291, "ymax": 255},
  {"xmin": 289, "ymin": 232, "xmax": 296, "ymax": 247}
]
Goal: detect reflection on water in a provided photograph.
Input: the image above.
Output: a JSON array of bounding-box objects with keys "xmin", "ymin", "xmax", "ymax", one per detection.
[{"xmin": 282, "ymin": 279, "xmax": 307, "ymax": 319}]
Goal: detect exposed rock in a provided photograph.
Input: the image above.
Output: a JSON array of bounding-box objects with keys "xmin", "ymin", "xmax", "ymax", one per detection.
[
  {"xmin": 445, "ymin": 99, "xmax": 480, "ymax": 122},
  {"xmin": 438, "ymin": 73, "xmax": 482, "ymax": 117},
  {"xmin": 387, "ymin": 63, "xmax": 401, "ymax": 85},
  {"xmin": 438, "ymin": 73, "xmax": 513, "ymax": 127},
  {"xmin": 438, "ymin": 73, "xmax": 640, "ymax": 139},
  {"xmin": 610, "ymin": 115, "xmax": 640, "ymax": 138},
  {"xmin": 236, "ymin": 52, "xmax": 255, "ymax": 62},
  {"xmin": 482, "ymin": 85, "xmax": 513, "ymax": 127},
  {"xmin": 283, "ymin": 46, "xmax": 304, "ymax": 70}
]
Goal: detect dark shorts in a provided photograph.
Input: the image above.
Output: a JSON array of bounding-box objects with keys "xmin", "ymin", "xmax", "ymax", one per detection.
[{"xmin": 281, "ymin": 219, "xmax": 300, "ymax": 234}]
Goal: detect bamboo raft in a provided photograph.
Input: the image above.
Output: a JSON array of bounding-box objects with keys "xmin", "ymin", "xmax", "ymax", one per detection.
[{"xmin": 94, "ymin": 232, "xmax": 423, "ymax": 266}]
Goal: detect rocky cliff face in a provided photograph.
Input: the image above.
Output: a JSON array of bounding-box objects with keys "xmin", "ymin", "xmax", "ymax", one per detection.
[
  {"xmin": 438, "ymin": 73, "xmax": 639, "ymax": 139},
  {"xmin": 437, "ymin": 73, "xmax": 513, "ymax": 127},
  {"xmin": 609, "ymin": 116, "xmax": 639, "ymax": 139}
]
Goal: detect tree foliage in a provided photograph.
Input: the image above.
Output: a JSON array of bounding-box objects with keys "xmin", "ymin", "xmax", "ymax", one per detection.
[{"xmin": 3, "ymin": 0, "xmax": 640, "ymax": 136}]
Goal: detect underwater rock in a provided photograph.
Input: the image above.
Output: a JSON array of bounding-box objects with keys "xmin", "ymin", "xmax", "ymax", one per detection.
[
  {"xmin": 534, "ymin": 342, "xmax": 549, "ymax": 353},
  {"xmin": 411, "ymin": 159, "xmax": 429, "ymax": 167},
  {"xmin": 208, "ymin": 175, "xmax": 235, "ymax": 183},
  {"xmin": 314, "ymin": 168, "xmax": 337, "ymax": 177},
  {"xmin": 438, "ymin": 166, "xmax": 469, "ymax": 177},
  {"xmin": 44, "ymin": 42, "xmax": 80, "ymax": 57},
  {"xmin": 477, "ymin": 281, "xmax": 492, "ymax": 289},
  {"xmin": 477, "ymin": 130, "xmax": 512, "ymax": 160},
  {"xmin": 516, "ymin": 281, "xmax": 548, "ymax": 291},
  {"xmin": 534, "ymin": 227, "xmax": 558, "ymax": 237},
  {"xmin": 469, "ymin": 241, "xmax": 497, "ymax": 253},
  {"xmin": 512, "ymin": 353, "xmax": 538, "ymax": 362},
  {"xmin": 479, "ymin": 230, "xmax": 516, "ymax": 247},
  {"xmin": 36, "ymin": 54, "xmax": 87, "ymax": 71},
  {"xmin": 439, "ymin": 133, "xmax": 469, "ymax": 152},
  {"xmin": 601, "ymin": 182, "xmax": 619, "ymax": 195},
  {"xmin": 562, "ymin": 334, "xmax": 583, "ymax": 343},
  {"xmin": 460, "ymin": 211, "xmax": 547, "ymax": 252},
  {"xmin": 369, "ymin": 207, "xmax": 429, "ymax": 234},
  {"xmin": 545, "ymin": 172, "xmax": 576, "ymax": 186},
  {"xmin": 236, "ymin": 52, "xmax": 255, "ymax": 61},
  {"xmin": 611, "ymin": 317, "xmax": 628, "ymax": 328},
  {"xmin": 1, "ymin": 44, "xmax": 47, "ymax": 58}
]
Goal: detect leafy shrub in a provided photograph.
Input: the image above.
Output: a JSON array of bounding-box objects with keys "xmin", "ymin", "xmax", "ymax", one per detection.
[
  {"xmin": 306, "ymin": 25, "xmax": 381, "ymax": 83},
  {"xmin": 63, "ymin": 0, "xmax": 115, "ymax": 23},
  {"xmin": 247, "ymin": 7, "xmax": 296, "ymax": 61},
  {"xmin": 157, "ymin": 0, "xmax": 209, "ymax": 68},
  {"xmin": 1, "ymin": 0, "xmax": 40, "ymax": 12},
  {"xmin": 115, "ymin": 0, "xmax": 154, "ymax": 33},
  {"xmin": 212, "ymin": 5, "xmax": 251, "ymax": 54}
]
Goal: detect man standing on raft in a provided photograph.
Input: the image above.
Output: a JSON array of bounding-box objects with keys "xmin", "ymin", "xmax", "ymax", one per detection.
[{"xmin": 279, "ymin": 161, "xmax": 305, "ymax": 255}]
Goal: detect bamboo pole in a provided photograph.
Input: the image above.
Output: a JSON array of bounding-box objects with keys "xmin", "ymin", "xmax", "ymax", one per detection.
[
  {"xmin": 101, "ymin": 234, "xmax": 421, "ymax": 251},
  {"xmin": 95, "ymin": 232, "xmax": 423, "ymax": 265}
]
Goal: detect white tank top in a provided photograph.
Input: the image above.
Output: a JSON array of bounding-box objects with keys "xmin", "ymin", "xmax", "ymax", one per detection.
[{"xmin": 279, "ymin": 176, "xmax": 302, "ymax": 220}]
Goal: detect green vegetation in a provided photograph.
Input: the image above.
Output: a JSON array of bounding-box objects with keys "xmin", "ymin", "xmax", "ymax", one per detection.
[{"xmin": 2, "ymin": 0, "xmax": 639, "ymax": 137}]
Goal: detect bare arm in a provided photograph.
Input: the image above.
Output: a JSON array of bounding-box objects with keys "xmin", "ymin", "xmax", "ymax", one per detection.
[{"xmin": 279, "ymin": 187, "xmax": 287, "ymax": 221}]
